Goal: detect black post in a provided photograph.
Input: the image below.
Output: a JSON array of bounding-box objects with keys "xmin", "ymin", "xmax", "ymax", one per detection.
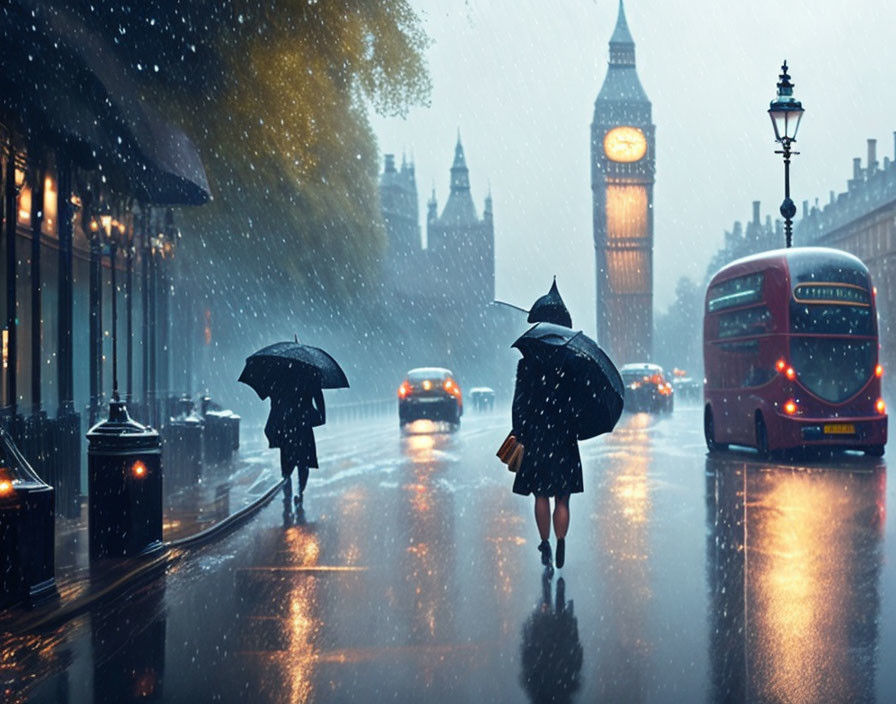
[
  {"xmin": 126, "ymin": 232, "xmax": 133, "ymax": 403},
  {"xmin": 5, "ymin": 148, "xmax": 18, "ymax": 413},
  {"xmin": 56, "ymin": 158, "xmax": 80, "ymax": 518},
  {"xmin": 110, "ymin": 239, "xmax": 119, "ymax": 401},
  {"xmin": 57, "ymin": 160, "xmax": 74, "ymax": 413},
  {"xmin": 88, "ymin": 216, "xmax": 102, "ymax": 426},
  {"xmin": 149, "ymin": 235, "xmax": 157, "ymax": 428},
  {"xmin": 29, "ymin": 161, "xmax": 43, "ymax": 414},
  {"xmin": 141, "ymin": 208, "xmax": 150, "ymax": 418},
  {"xmin": 780, "ymin": 141, "xmax": 796, "ymax": 248}
]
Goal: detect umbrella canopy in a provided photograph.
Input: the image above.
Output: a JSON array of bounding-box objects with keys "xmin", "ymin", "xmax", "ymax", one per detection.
[
  {"xmin": 239, "ymin": 342, "xmax": 349, "ymax": 400},
  {"xmin": 512, "ymin": 323, "xmax": 624, "ymax": 440},
  {"xmin": 527, "ymin": 279, "xmax": 573, "ymax": 328}
]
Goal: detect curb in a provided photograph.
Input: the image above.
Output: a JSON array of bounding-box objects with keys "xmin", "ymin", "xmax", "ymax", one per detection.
[{"xmin": 21, "ymin": 478, "xmax": 285, "ymax": 633}]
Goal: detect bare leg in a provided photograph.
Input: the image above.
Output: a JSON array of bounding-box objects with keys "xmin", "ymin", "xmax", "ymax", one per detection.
[
  {"xmin": 280, "ymin": 450, "xmax": 294, "ymax": 500},
  {"xmin": 534, "ymin": 496, "xmax": 551, "ymax": 541},
  {"xmin": 553, "ymin": 495, "xmax": 570, "ymax": 540}
]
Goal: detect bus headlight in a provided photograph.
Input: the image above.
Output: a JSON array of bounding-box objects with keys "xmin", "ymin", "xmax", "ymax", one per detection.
[
  {"xmin": 784, "ymin": 400, "xmax": 798, "ymax": 415},
  {"xmin": 876, "ymin": 398, "xmax": 886, "ymax": 414}
]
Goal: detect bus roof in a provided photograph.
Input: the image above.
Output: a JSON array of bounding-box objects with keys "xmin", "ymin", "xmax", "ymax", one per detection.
[{"xmin": 709, "ymin": 246, "xmax": 869, "ymax": 285}]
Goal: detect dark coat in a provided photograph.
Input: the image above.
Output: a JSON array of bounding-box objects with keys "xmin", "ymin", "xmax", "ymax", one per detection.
[
  {"xmin": 265, "ymin": 386, "xmax": 325, "ymax": 468},
  {"xmin": 511, "ymin": 357, "xmax": 583, "ymax": 497}
]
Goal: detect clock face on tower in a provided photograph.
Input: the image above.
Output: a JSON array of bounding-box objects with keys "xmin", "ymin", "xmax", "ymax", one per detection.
[{"xmin": 603, "ymin": 126, "xmax": 647, "ymax": 163}]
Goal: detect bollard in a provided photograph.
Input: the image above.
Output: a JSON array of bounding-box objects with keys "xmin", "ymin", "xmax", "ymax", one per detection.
[
  {"xmin": 0, "ymin": 426, "xmax": 56, "ymax": 608},
  {"xmin": 87, "ymin": 400, "xmax": 163, "ymax": 560},
  {"xmin": 164, "ymin": 414, "xmax": 203, "ymax": 489}
]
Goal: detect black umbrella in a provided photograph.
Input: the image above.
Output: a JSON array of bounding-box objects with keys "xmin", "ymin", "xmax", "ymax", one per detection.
[
  {"xmin": 238, "ymin": 342, "xmax": 349, "ymax": 400},
  {"xmin": 512, "ymin": 323, "xmax": 624, "ymax": 440}
]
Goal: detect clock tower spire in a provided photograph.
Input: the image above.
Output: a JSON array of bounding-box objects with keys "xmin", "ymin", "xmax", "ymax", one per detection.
[{"xmin": 591, "ymin": 0, "xmax": 655, "ymax": 363}]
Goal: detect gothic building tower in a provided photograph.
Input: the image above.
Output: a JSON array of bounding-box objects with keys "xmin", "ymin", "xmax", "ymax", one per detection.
[
  {"xmin": 591, "ymin": 0, "xmax": 656, "ymax": 363},
  {"xmin": 379, "ymin": 154, "xmax": 421, "ymax": 263},
  {"xmin": 427, "ymin": 135, "xmax": 495, "ymax": 304}
]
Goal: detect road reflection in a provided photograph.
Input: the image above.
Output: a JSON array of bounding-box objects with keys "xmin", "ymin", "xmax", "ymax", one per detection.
[
  {"xmin": 519, "ymin": 575, "xmax": 583, "ymax": 704},
  {"xmin": 706, "ymin": 455, "xmax": 885, "ymax": 703},
  {"xmin": 91, "ymin": 583, "xmax": 167, "ymax": 702},
  {"xmin": 397, "ymin": 422, "xmax": 459, "ymax": 688},
  {"xmin": 594, "ymin": 412, "xmax": 653, "ymax": 701}
]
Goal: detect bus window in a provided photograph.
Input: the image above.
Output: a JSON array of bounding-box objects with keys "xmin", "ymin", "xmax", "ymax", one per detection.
[
  {"xmin": 790, "ymin": 302, "xmax": 874, "ymax": 336},
  {"xmin": 790, "ymin": 338, "xmax": 875, "ymax": 403},
  {"xmin": 707, "ymin": 273, "xmax": 764, "ymax": 312},
  {"xmin": 718, "ymin": 306, "xmax": 772, "ymax": 339}
]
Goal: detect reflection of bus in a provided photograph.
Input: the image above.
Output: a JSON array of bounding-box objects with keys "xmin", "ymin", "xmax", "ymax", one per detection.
[{"xmin": 703, "ymin": 247, "xmax": 887, "ymax": 456}]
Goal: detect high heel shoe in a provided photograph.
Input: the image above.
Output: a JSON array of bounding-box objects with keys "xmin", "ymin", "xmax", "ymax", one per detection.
[
  {"xmin": 538, "ymin": 539, "xmax": 553, "ymax": 567},
  {"xmin": 555, "ymin": 538, "xmax": 566, "ymax": 569}
]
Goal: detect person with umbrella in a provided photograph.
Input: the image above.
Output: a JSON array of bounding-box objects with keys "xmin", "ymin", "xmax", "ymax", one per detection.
[
  {"xmin": 266, "ymin": 376, "xmax": 324, "ymax": 509},
  {"xmin": 239, "ymin": 340, "xmax": 349, "ymax": 510},
  {"xmin": 510, "ymin": 283, "xmax": 623, "ymax": 570}
]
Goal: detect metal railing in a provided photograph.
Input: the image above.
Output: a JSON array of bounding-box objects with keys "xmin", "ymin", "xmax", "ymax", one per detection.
[{"xmin": 327, "ymin": 398, "xmax": 397, "ymax": 424}]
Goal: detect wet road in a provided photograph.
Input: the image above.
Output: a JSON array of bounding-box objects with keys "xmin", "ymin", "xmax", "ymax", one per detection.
[{"xmin": 9, "ymin": 406, "xmax": 896, "ymax": 703}]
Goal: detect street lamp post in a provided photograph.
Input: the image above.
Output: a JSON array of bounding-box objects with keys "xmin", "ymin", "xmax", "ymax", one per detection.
[{"xmin": 768, "ymin": 61, "xmax": 805, "ymax": 248}]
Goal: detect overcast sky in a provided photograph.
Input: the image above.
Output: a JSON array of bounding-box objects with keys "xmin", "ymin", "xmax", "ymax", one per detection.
[{"xmin": 371, "ymin": 0, "xmax": 896, "ymax": 337}]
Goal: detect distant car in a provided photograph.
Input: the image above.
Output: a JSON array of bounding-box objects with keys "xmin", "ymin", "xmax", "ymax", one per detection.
[
  {"xmin": 469, "ymin": 387, "xmax": 496, "ymax": 412},
  {"xmin": 671, "ymin": 376, "xmax": 702, "ymax": 403},
  {"xmin": 398, "ymin": 367, "xmax": 463, "ymax": 427},
  {"xmin": 620, "ymin": 363, "xmax": 674, "ymax": 414}
]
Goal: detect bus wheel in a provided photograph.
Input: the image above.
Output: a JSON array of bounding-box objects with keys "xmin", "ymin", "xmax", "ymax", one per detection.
[
  {"xmin": 704, "ymin": 407, "xmax": 727, "ymax": 452},
  {"xmin": 866, "ymin": 445, "xmax": 885, "ymax": 457},
  {"xmin": 755, "ymin": 414, "xmax": 770, "ymax": 458}
]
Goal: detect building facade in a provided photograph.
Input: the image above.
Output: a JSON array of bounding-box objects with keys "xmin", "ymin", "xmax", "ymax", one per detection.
[
  {"xmin": 796, "ymin": 136, "xmax": 896, "ymax": 371},
  {"xmin": 378, "ymin": 136, "xmax": 512, "ymax": 395},
  {"xmin": 0, "ymin": 2, "xmax": 210, "ymax": 515},
  {"xmin": 591, "ymin": 0, "xmax": 656, "ymax": 364},
  {"xmin": 379, "ymin": 136, "xmax": 495, "ymax": 309}
]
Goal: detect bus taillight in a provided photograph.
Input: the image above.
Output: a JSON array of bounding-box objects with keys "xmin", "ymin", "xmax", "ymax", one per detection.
[
  {"xmin": 876, "ymin": 398, "xmax": 887, "ymax": 414},
  {"xmin": 783, "ymin": 400, "xmax": 798, "ymax": 415},
  {"xmin": 875, "ymin": 364, "xmax": 884, "ymax": 378},
  {"xmin": 776, "ymin": 359, "xmax": 786, "ymax": 372},
  {"xmin": 785, "ymin": 367, "xmax": 796, "ymax": 380}
]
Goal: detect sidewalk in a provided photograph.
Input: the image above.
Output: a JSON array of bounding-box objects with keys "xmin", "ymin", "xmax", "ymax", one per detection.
[{"xmin": 2, "ymin": 446, "xmax": 282, "ymax": 633}]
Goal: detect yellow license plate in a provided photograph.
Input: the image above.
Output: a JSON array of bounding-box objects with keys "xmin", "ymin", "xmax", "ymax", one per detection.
[{"xmin": 824, "ymin": 423, "xmax": 856, "ymax": 435}]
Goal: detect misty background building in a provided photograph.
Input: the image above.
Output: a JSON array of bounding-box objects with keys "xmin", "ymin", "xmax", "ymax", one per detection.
[{"xmin": 378, "ymin": 136, "xmax": 513, "ymax": 395}]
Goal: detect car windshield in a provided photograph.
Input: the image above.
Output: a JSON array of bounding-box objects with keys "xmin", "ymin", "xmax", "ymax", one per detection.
[{"xmin": 790, "ymin": 338, "xmax": 875, "ymax": 402}]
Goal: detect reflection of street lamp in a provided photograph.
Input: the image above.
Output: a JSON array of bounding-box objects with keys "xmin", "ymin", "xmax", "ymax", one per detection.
[{"xmin": 768, "ymin": 61, "xmax": 805, "ymax": 248}]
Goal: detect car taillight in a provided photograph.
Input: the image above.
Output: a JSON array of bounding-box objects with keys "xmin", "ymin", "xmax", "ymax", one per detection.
[
  {"xmin": 398, "ymin": 382, "xmax": 411, "ymax": 399},
  {"xmin": 876, "ymin": 398, "xmax": 886, "ymax": 414},
  {"xmin": 783, "ymin": 399, "xmax": 798, "ymax": 415},
  {"xmin": 444, "ymin": 378, "xmax": 461, "ymax": 397}
]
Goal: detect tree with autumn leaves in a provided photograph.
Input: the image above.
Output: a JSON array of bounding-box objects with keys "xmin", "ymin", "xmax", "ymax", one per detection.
[{"xmin": 56, "ymin": 0, "xmax": 431, "ymax": 312}]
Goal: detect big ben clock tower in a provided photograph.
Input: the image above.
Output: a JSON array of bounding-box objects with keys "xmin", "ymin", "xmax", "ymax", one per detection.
[{"xmin": 592, "ymin": 0, "xmax": 655, "ymax": 363}]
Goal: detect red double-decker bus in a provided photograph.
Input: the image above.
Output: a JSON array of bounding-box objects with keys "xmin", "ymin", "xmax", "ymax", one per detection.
[{"xmin": 703, "ymin": 247, "xmax": 887, "ymax": 456}]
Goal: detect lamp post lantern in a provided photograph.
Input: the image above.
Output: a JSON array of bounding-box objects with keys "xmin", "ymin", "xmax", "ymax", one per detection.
[{"xmin": 768, "ymin": 61, "xmax": 805, "ymax": 248}]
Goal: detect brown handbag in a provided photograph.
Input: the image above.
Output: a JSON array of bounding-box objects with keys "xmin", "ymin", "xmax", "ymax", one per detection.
[{"xmin": 497, "ymin": 432, "xmax": 525, "ymax": 472}]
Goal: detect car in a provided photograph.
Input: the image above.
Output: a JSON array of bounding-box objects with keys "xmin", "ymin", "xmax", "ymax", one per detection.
[
  {"xmin": 620, "ymin": 363, "xmax": 674, "ymax": 414},
  {"xmin": 671, "ymin": 375, "xmax": 702, "ymax": 403},
  {"xmin": 469, "ymin": 387, "xmax": 496, "ymax": 412},
  {"xmin": 398, "ymin": 367, "xmax": 463, "ymax": 428}
]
